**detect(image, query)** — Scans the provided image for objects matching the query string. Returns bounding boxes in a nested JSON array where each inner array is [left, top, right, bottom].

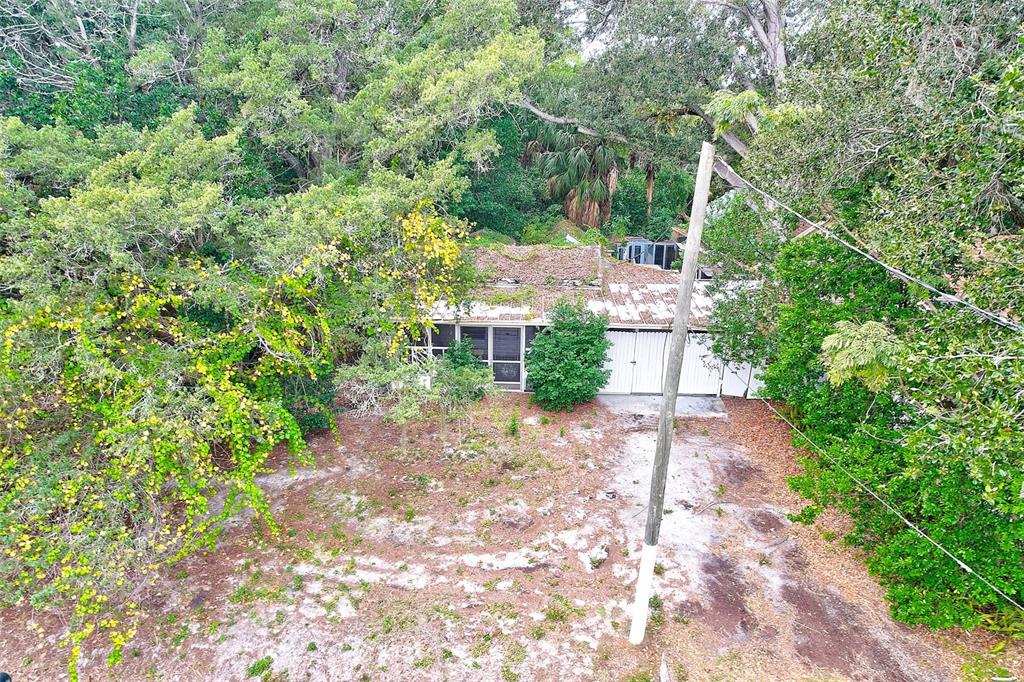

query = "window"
[[493, 362, 521, 383], [409, 326, 430, 361], [433, 324, 455, 347], [460, 326, 488, 359], [491, 327, 522, 384], [492, 327, 521, 361], [525, 325, 541, 349], [431, 323, 455, 356]]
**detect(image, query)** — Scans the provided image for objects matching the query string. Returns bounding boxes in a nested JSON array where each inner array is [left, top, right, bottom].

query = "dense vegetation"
[[0, 1, 544, 675], [525, 302, 611, 410], [0, 0, 1021, 674], [696, 2, 1024, 632]]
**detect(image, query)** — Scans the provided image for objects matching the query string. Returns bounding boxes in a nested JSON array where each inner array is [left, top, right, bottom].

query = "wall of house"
[[418, 322, 763, 398]]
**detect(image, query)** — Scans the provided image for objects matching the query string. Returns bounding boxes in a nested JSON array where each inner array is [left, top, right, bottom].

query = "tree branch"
[[514, 99, 751, 189], [515, 99, 628, 144]]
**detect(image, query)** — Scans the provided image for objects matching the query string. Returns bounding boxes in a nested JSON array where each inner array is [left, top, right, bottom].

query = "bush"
[[525, 302, 610, 410], [335, 340, 493, 422]]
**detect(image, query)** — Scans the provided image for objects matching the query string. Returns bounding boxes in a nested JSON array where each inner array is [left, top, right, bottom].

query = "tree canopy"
[[1, 0, 1023, 673]]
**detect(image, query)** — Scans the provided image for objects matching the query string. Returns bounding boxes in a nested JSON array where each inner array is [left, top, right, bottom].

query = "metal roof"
[[431, 246, 713, 329]]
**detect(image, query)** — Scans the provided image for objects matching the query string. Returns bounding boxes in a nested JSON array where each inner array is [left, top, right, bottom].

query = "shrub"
[[335, 341, 493, 422], [525, 302, 610, 410]]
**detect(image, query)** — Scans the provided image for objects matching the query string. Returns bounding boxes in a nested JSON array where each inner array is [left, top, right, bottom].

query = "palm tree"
[[522, 125, 625, 228]]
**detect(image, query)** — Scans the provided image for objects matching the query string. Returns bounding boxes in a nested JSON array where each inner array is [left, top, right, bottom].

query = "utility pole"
[[628, 141, 716, 645]]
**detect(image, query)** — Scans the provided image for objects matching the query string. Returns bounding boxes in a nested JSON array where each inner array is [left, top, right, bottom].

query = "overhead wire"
[[713, 157, 1024, 334], [736, 375, 1024, 615], [693, 155, 1024, 612]]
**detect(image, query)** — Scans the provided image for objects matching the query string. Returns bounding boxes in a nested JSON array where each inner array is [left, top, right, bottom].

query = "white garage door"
[[603, 331, 636, 394], [633, 332, 668, 393], [678, 333, 723, 395], [600, 330, 723, 396]]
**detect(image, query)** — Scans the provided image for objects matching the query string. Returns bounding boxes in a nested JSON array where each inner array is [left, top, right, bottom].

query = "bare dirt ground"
[[2, 394, 1020, 681]]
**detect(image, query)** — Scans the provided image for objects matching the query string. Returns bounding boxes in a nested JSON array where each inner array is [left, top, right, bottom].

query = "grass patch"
[[544, 595, 584, 623], [246, 656, 273, 678]]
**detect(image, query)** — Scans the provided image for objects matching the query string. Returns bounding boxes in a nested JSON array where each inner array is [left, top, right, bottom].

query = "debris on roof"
[[471, 245, 601, 287], [433, 246, 713, 329]]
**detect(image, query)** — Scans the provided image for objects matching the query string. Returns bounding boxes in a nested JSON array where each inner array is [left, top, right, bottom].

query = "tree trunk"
[[127, 0, 140, 55], [700, 0, 787, 88], [645, 164, 655, 218]]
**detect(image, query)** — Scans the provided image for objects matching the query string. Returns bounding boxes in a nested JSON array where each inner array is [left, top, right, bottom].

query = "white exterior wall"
[[427, 322, 761, 398]]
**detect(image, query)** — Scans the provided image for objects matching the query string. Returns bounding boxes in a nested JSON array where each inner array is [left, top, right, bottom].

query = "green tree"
[[525, 302, 610, 410], [522, 124, 626, 227], [0, 108, 473, 677], [452, 115, 557, 240], [199, 0, 545, 180], [699, 0, 1024, 631]]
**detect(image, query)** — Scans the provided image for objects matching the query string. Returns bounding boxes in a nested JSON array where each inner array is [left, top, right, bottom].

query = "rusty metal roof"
[[431, 246, 712, 329]]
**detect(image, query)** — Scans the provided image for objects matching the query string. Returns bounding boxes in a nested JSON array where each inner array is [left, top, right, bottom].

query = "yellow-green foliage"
[[820, 320, 902, 391], [0, 109, 470, 678]]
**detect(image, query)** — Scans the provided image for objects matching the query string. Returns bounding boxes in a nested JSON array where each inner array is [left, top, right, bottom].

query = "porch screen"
[[492, 327, 521, 361], [460, 326, 488, 359]]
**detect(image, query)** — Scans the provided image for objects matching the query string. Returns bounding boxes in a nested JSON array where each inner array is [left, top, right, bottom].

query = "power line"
[[704, 154, 1024, 615], [732, 373, 1024, 616], [714, 157, 1024, 334]]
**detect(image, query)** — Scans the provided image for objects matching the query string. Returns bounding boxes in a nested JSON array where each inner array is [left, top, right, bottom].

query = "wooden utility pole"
[[628, 141, 716, 645]]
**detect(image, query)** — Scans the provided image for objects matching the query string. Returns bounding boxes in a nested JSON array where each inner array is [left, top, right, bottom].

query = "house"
[[614, 236, 679, 270], [419, 245, 762, 397]]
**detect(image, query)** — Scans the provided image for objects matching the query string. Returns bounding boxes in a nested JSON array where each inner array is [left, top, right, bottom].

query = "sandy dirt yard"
[[2, 394, 1020, 681]]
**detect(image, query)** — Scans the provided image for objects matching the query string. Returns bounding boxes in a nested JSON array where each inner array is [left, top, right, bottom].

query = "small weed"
[[413, 654, 433, 669], [505, 415, 521, 437], [306, 642, 318, 652], [487, 601, 519, 620], [471, 632, 494, 658], [559, 426, 566, 438], [544, 595, 584, 623], [648, 594, 665, 627], [505, 641, 527, 665], [501, 667, 521, 681], [962, 653, 1014, 682], [625, 672, 653, 682], [433, 604, 462, 622], [442, 649, 454, 660], [757, 554, 771, 566], [246, 656, 273, 678], [341, 643, 353, 652], [414, 474, 432, 493], [170, 624, 190, 646], [714, 507, 724, 517], [403, 506, 417, 522], [715, 483, 726, 497], [540, 415, 550, 425], [653, 562, 665, 576], [379, 612, 416, 635], [530, 625, 546, 639]]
